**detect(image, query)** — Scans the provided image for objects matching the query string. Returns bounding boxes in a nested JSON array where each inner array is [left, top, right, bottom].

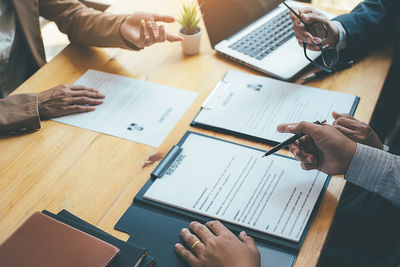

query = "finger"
[[289, 142, 300, 158], [277, 121, 320, 136], [153, 14, 175, 23], [145, 36, 151, 47], [332, 111, 354, 120], [277, 123, 296, 133], [174, 243, 199, 266], [67, 105, 96, 114], [69, 96, 103, 106], [333, 117, 360, 130], [70, 90, 105, 99], [333, 125, 358, 139], [190, 222, 215, 244], [180, 228, 205, 253], [294, 31, 314, 45], [294, 32, 307, 43], [301, 134, 320, 156], [301, 12, 327, 24], [299, 7, 318, 14], [69, 85, 99, 93], [292, 144, 316, 163], [290, 139, 317, 164], [297, 39, 320, 51], [159, 25, 166, 42], [239, 231, 258, 251], [167, 33, 184, 42], [139, 19, 146, 41], [297, 39, 318, 51], [147, 21, 157, 44], [205, 221, 230, 236], [301, 162, 317, 171]]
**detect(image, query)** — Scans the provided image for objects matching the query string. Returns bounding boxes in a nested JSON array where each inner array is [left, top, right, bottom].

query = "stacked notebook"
[[0, 210, 156, 267]]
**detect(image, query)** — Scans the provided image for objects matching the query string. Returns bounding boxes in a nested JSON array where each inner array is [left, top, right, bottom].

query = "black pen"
[[302, 60, 355, 83], [262, 120, 326, 158], [302, 70, 329, 83]]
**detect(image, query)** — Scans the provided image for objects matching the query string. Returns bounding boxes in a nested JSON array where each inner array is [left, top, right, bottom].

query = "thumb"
[[332, 111, 353, 120], [301, 12, 327, 25], [239, 231, 258, 251], [167, 33, 184, 42], [277, 121, 319, 136], [153, 14, 175, 23], [332, 111, 341, 119]]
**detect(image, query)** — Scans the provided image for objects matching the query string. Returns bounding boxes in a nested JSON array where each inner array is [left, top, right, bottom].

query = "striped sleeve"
[[345, 143, 400, 207]]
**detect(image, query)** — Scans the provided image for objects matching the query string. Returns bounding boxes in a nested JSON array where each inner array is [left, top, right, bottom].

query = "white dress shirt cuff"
[[331, 20, 347, 50]]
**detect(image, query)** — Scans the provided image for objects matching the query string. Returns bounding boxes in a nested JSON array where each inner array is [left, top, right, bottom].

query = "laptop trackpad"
[[262, 38, 320, 80]]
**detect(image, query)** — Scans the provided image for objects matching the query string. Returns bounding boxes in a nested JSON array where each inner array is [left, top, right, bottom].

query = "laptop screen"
[[198, 0, 283, 47]]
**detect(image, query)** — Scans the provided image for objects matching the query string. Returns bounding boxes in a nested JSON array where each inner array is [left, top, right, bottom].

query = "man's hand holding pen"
[[276, 120, 356, 175]]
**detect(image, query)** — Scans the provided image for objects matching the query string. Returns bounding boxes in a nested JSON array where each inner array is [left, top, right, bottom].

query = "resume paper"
[[193, 70, 358, 143], [53, 70, 197, 147], [144, 133, 328, 242]]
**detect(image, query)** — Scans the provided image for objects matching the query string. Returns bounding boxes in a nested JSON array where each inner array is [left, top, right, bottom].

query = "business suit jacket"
[[334, 0, 400, 60], [0, 0, 130, 134], [335, 0, 400, 155]]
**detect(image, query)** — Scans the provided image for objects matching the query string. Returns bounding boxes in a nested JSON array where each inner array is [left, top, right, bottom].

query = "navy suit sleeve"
[[334, 0, 397, 60]]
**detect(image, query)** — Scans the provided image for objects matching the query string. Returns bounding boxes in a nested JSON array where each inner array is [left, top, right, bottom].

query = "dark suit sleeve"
[[0, 94, 41, 134], [334, 0, 397, 60]]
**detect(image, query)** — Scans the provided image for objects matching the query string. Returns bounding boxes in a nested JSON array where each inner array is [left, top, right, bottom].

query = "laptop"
[[198, 0, 321, 81]]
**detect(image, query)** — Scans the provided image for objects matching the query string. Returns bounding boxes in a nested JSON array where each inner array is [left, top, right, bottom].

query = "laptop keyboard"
[[228, 10, 294, 60]]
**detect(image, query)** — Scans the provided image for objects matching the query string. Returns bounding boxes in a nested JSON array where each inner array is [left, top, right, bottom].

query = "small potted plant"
[[177, 2, 202, 55]]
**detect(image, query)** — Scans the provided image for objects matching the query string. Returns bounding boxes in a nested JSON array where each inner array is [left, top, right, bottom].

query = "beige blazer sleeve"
[[38, 0, 136, 49], [0, 94, 41, 134]]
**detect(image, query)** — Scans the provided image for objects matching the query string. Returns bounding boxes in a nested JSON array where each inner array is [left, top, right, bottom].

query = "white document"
[[53, 70, 197, 147], [194, 70, 358, 143], [144, 133, 327, 242]]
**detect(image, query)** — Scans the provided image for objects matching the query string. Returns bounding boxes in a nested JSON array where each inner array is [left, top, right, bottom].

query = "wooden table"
[[0, 0, 393, 266]]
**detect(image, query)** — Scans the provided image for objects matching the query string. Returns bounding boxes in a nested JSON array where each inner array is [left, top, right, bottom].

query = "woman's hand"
[[120, 12, 183, 49], [37, 84, 105, 119]]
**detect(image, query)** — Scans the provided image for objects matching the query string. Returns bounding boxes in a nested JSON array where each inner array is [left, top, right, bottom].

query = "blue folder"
[[115, 132, 332, 267]]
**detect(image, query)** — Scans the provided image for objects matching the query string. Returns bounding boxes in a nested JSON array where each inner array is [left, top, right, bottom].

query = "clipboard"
[[115, 132, 332, 267], [191, 70, 360, 146]]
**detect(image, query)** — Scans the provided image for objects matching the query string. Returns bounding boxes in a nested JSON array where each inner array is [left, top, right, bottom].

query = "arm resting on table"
[[0, 94, 41, 134]]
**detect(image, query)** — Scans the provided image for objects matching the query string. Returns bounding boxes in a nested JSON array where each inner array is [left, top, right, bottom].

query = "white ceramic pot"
[[179, 27, 202, 56]]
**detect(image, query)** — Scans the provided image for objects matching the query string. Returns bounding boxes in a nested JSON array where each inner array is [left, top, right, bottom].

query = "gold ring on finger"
[[191, 240, 201, 251]]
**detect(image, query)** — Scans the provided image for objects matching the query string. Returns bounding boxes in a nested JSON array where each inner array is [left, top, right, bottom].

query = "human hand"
[[332, 112, 383, 149], [37, 84, 105, 119], [120, 12, 183, 49], [290, 7, 339, 50], [277, 121, 356, 175], [175, 221, 260, 267]]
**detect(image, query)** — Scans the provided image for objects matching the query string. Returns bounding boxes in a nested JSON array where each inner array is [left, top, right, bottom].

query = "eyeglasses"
[[283, 2, 340, 73]]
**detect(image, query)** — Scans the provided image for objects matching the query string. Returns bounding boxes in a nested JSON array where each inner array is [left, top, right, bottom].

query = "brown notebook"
[[0, 212, 120, 267]]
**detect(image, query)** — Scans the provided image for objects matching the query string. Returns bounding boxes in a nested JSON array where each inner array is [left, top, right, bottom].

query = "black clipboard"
[[115, 132, 332, 266]]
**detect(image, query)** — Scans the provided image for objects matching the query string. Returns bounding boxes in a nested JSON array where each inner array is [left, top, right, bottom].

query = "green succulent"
[[177, 2, 201, 35]]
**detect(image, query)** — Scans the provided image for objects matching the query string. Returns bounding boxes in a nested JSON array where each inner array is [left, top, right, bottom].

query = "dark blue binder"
[[115, 132, 332, 267]]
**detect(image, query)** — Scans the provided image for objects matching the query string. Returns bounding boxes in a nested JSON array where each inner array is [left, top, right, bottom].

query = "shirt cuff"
[[331, 20, 347, 50], [345, 143, 392, 194]]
